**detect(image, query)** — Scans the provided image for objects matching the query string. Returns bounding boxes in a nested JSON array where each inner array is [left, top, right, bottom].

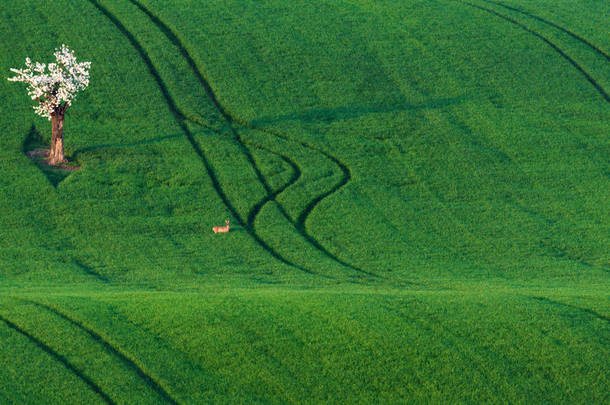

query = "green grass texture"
[[0, 0, 608, 403]]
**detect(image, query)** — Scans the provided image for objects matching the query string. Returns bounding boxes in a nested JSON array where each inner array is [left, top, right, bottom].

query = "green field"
[[0, 0, 608, 403]]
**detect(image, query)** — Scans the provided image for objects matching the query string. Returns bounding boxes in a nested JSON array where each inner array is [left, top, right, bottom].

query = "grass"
[[0, 0, 608, 403]]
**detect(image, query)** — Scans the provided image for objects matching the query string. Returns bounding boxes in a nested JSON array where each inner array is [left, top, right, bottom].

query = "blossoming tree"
[[8, 45, 91, 165]]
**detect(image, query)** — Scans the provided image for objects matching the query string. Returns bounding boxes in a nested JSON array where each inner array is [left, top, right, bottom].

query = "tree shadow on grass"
[[23, 124, 78, 187], [251, 96, 467, 126], [23, 128, 193, 188], [72, 132, 187, 158]]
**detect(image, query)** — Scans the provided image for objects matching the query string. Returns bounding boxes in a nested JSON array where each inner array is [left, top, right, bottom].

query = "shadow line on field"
[[251, 96, 466, 127], [72, 132, 187, 158]]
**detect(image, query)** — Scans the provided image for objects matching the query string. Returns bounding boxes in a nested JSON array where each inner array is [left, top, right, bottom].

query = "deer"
[[213, 219, 230, 234]]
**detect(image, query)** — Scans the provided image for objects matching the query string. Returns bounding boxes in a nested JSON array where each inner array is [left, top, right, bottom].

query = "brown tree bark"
[[48, 111, 65, 165]]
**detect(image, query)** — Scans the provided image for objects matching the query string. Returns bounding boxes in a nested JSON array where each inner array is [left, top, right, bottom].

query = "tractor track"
[[19, 298, 179, 404], [481, 0, 610, 61], [126, 0, 274, 196], [183, 116, 303, 235], [529, 296, 610, 324], [456, 0, 610, 102], [256, 128, 379, 278], [0, 311, 115, 404], [242, 141, 302, 229], [245, 134, 378, 279], [189, 116, 377, 278], [124, 0, 377, 278], [73, 259, 109, 283], [88, 0, 321, 277]]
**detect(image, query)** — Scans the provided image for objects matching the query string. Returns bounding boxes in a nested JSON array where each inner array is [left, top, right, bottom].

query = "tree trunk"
[[49, 112, 65, 165]]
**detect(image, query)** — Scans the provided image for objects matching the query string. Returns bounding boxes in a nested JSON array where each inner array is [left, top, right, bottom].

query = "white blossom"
[[8, 44, 91, 119]]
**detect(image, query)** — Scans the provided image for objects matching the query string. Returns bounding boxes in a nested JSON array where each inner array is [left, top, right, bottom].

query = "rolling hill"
[[0, 0, 608, 403]]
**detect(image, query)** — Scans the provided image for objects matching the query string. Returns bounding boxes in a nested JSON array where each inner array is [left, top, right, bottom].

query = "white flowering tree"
[[8, 45, 91, 165]]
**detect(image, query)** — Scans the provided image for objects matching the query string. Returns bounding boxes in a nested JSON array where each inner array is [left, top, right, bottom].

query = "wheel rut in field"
[[126, 0, 273, 196], [21, 298, 179, 404], [482, 0, 610, 61], [88, 0, 319, 277], [242, 141, 302, 229], [184, 115, 301, 231], [73, 259, 109, 283], [0, 312, 115, 404], [243, 138, 377, 280], [254, 127, 379, 278], [530, 296, 610, 324], [189, 116, 376, 278], [456, 0, 610, 102], [125, 0, 377, 278]]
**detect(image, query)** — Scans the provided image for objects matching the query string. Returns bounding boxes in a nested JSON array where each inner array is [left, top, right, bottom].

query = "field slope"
[[0, 0, 608, 403]]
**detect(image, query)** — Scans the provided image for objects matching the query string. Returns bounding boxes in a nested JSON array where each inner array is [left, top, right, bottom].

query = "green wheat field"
[[1, 0, 608, 403]]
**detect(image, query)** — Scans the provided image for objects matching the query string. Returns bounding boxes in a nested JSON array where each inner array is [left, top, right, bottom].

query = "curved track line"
[[456, 0, 610, 102], [87, 0, 317, 276], [243, 138, 378, 279], [530, 296, 610, 323], [22, 299, 178, 404], [189, 119, 338, 279], [238, 120, 379, 277], [0, 312, 115, 404], [128, 0, 377, 278], [242, 126, 379, 278], [222, 113, 378, 279], [240, 121, 378, 277], [242, 142, 302, 229], [73, 259, 109, 283], [186, 115, 371, 278], [482, 0, 610, 61], [244, 126, 380, 277]]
